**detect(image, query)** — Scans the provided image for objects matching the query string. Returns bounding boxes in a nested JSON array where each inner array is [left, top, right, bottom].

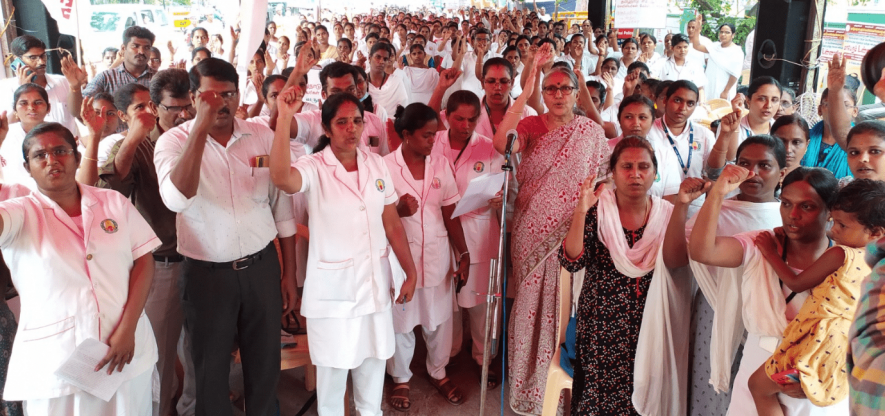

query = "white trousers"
[[386, 318, 453, 383], [24, 367, 153, 416], [451, 303, 498, 365], [316, 357, 385, 416], [144, 260, 184, 416]]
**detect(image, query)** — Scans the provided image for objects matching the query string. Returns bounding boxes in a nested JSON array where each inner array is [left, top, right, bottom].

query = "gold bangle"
[[710, 147, 727, 154], [506, 109, 522, 114], [83, 156, 97, 162]]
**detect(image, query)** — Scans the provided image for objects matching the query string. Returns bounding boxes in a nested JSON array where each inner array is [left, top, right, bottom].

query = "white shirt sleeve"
[[154, 128, 197, 213]]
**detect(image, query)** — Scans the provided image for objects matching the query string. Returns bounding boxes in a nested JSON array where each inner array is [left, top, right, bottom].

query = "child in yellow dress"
[[748, 179, 885, 415]]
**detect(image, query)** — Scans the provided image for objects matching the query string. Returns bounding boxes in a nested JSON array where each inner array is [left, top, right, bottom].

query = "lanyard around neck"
[[662, 121, 694, 175]]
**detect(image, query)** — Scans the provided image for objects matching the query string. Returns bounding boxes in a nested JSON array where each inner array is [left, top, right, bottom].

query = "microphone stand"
[[478, 133, 516, 416]]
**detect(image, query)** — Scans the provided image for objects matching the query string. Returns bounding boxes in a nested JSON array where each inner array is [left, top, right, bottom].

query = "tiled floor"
[[272, 331, 522, 415]]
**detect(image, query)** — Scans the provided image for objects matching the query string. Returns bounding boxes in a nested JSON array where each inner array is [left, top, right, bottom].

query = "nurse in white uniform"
[[384, 103, 471, 410], [646, 80, 717, 217], [431, 91, 506, 387], [0, 122, 159, 415], [269, 90, 417, 416]]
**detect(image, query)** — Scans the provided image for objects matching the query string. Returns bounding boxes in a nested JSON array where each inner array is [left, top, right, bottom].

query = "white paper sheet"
[[54, 338, 131, 402], [450, 173, 506, 219]]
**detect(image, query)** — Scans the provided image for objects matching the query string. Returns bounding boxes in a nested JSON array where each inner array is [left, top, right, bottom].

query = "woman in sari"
[[690, 166, 850, 416], [493, 44, 612, 415]]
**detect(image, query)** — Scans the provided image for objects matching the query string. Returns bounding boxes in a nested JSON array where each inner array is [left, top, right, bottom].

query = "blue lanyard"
[[662, 121, 694, 175], [743, 127, 753, 139]]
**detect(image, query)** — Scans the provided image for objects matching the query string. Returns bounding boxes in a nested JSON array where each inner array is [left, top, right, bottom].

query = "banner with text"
[[614, 0, 667, 29]]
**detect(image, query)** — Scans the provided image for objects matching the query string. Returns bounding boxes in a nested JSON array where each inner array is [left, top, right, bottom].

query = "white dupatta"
[[596, 189, 673, 278], [686, 199, 781, 393], [594, 190, 688, 416]]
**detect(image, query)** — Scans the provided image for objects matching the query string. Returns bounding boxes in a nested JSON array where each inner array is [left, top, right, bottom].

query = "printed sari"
[[508, 115, 610, 415]]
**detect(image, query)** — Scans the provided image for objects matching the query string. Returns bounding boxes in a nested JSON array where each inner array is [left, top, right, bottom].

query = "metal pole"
[[478, 146, 513, 416]]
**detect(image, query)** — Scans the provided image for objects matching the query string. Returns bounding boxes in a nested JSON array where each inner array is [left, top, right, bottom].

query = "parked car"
[[82, 5, 176, 62]]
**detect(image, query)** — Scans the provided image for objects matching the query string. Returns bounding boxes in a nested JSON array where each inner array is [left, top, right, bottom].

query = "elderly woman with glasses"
[[493, 44, 612, 415], [0, 122, 159, 415]]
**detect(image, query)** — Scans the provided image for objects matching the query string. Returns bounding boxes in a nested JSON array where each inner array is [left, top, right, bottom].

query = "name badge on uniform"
[[431, 177, 441, 189], [375, 179, 386, 192], [100, 219, 119, 233], [473, 162, 484, 173]]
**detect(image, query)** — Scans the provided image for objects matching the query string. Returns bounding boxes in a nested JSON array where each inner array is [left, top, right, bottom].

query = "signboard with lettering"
[[614, 0, 668, 29]]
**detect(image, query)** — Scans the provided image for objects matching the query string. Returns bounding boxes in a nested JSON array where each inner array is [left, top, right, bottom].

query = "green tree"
[[690, 0, 757, 47]]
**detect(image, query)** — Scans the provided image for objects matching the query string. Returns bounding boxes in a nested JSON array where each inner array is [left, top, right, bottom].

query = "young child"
[[748, 179, 885, 415], [846, 120, 885, 182]]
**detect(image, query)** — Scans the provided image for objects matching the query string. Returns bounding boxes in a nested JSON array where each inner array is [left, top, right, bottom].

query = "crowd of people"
[[0, 3, 883, 416]]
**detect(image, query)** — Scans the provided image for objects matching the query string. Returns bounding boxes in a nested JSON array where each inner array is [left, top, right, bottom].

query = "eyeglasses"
[[159, 103, 196, 113], [484, 78, 512, 86], [198, 90, 239, 101], [23, 53, 47, 62], [542, 85, 576, 96], [28, 148, 75, 162], [330, 86, 358, 95], [149, 58, 162, 63]]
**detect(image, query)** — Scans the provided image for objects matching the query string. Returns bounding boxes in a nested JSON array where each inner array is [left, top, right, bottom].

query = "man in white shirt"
[[153, 58, 297, 416], [0, 35, 84, 134], [445, 28, 500, 100], [272, 61, 389, 155]]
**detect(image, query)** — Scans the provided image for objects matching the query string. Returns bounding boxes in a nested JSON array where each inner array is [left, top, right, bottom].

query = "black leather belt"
[[153, 254, 184, 263], [185, 243, 274, 271]]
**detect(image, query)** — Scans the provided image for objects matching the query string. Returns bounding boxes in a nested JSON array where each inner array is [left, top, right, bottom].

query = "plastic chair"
[[541, 267, 573, 416]]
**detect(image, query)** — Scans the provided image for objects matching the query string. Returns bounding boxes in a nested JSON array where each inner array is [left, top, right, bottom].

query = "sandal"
[[486, 368, 500, 390], [429, 376, 464, 405], [388, 382, 411, 412]]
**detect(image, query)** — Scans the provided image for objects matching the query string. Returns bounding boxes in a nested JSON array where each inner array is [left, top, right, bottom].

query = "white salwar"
[[712, 232, 850, 416], [587, 190, 687, 416], [368, 71, 409, 119], [399, 67, 440, 106], [705, 43, 744, 100], [686, 199, 782, 393]]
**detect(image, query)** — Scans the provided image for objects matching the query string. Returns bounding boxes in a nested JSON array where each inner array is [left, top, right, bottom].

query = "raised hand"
[[623, 71, 640, 95], [827, 52, 847, 90], [295, 39, 320, 74], [166, 40, 176, 55], [396, 193, 419, 217], [534, 42, 554, 66], [731, 93, 747, 113], [575, 174, 605, 214], [276, 85, 303, 118], [713, 164, 753, 196], [194, 90, 226, 128], [264, 49, 276, 75], [251, 72, 266, 100], [719, 109, 742, 134], [15, 65, 36, 86], [80, 96, 107, 141], [677, 177, 711, 205], [60, 53, 87, 89], [127, 111, 157, 141], [602, 71, 615, 90], [437, 67, 462, 91]]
